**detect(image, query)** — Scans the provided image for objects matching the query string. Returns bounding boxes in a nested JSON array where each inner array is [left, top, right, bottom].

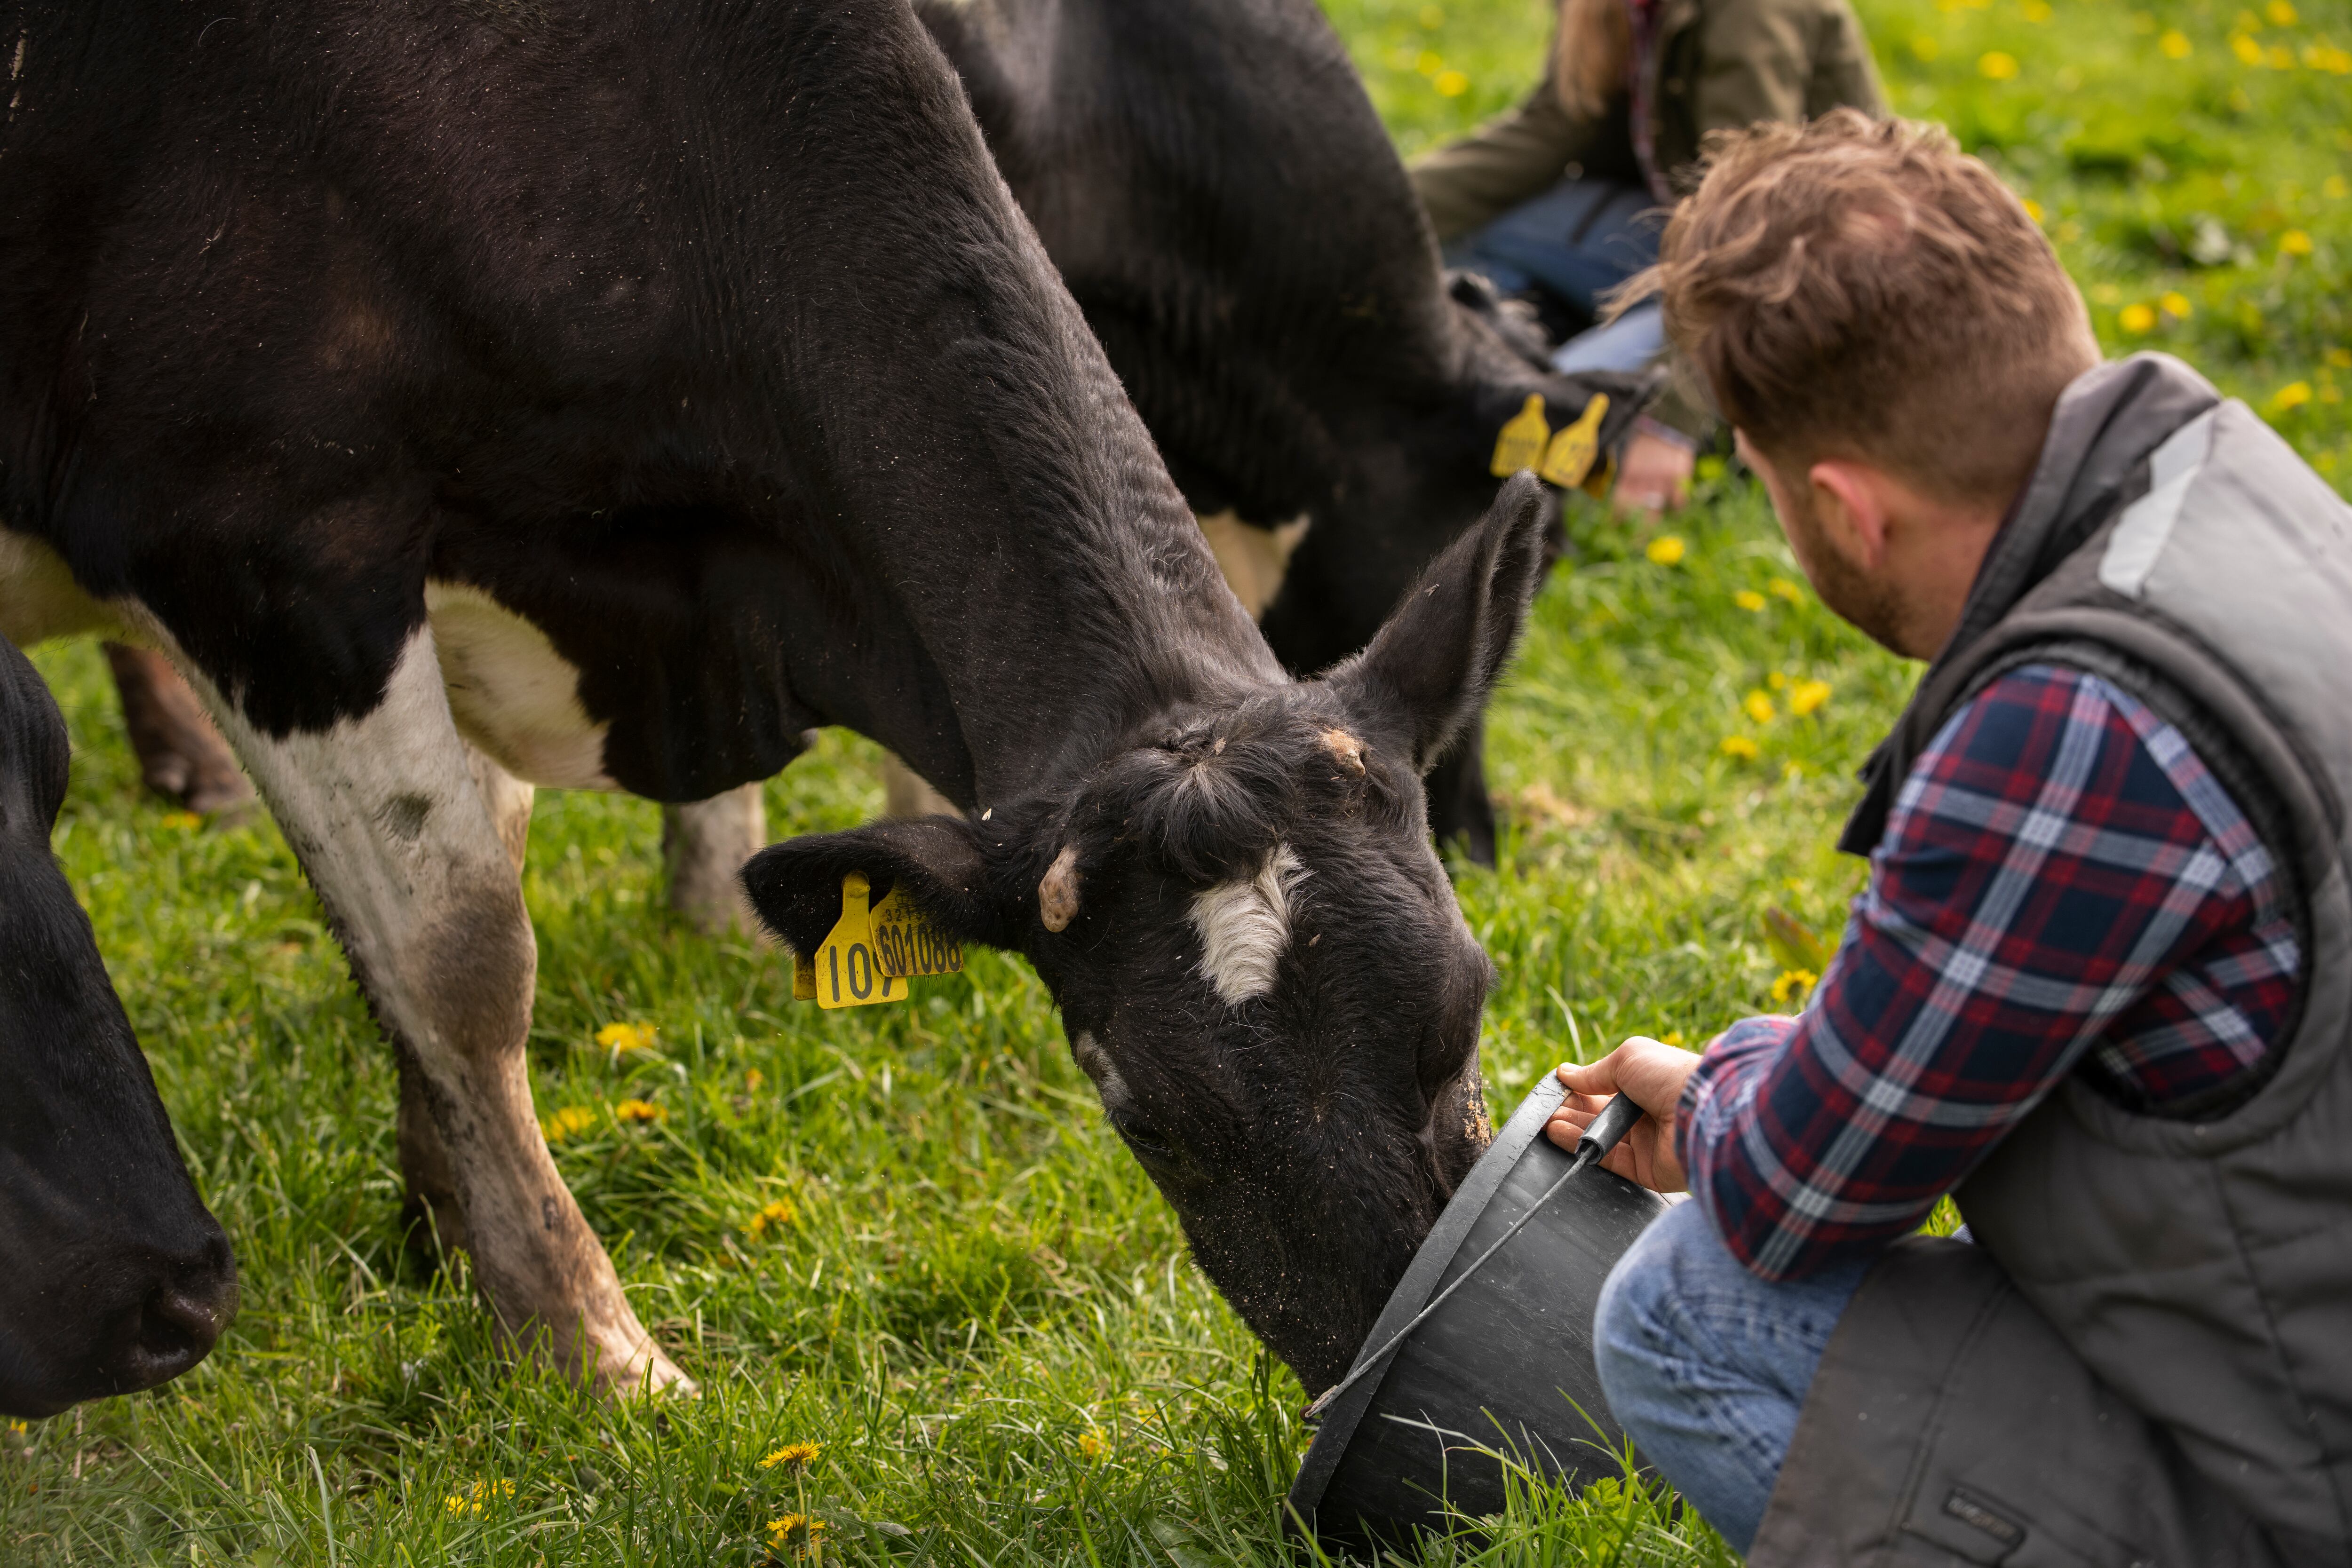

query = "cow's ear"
[[739, 816, 1022, 957], [1324, 472, 1548, 776]]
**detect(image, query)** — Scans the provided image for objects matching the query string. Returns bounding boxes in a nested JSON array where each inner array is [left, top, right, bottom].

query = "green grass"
[[6, 1, 2346, 1562]]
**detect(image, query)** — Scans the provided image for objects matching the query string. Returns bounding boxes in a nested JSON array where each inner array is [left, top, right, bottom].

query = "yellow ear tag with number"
[[1539, 393, 1610, 488], [1489, 393, 1550, 476], [814, 871, 904, 1009], [869, 882, 964, 979]]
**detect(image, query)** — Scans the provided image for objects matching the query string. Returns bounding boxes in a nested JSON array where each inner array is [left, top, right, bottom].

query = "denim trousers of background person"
[[1592, 1199, 1875, 1553], [1442, 177, 1667, 375]]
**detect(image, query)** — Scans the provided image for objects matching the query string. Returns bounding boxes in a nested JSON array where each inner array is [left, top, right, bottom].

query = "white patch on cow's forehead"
[[1190, 846, 1306, 1005]]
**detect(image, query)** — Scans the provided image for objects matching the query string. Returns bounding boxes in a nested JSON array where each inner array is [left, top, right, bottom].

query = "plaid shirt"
[[1677, 664, 2302, 1281]]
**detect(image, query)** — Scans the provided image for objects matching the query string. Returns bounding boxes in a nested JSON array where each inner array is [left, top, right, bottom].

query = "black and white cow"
[[3, 0, 1545, 1394], [916, 0, 1647, 863], [0, 632, 236, 1417]]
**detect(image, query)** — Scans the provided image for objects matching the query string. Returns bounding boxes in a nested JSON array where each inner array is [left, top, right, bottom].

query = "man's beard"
[[1780, 484, 1917, 658]]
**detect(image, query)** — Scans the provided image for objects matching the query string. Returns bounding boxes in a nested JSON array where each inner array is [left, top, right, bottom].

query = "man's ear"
[[739, 816, 1021, 957], [1808, 459, 1893, 570], [1324, 471, 1549, 775]]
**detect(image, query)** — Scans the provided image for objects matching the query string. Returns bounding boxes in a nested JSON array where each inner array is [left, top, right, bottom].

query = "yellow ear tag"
[[1539, 393, 1610, 488], [1489, 393, 1550, 477], [869, 882, 964, 979], [814, 871, 904, 1009]]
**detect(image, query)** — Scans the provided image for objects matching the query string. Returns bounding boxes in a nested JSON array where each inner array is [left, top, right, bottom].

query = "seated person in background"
[[1410, 0, 1881, 511], [1550, 110, 2351, 1564]]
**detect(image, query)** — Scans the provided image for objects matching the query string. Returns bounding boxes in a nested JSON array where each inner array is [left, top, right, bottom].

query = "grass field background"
[[6, 0, 2346, 1561]]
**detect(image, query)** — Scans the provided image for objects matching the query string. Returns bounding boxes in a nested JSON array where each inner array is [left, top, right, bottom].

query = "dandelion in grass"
[[1721, 735, 1762, 761], [1645, 534, 1686, 566], [540, 1105, 596, 1144], [1661, 1030, 1688, 1046], [1770, 968, 1819, 1006], [759, 1441, 821, 1472], [1743, 689, 1776, 724], [613, 1098, 667, 1125], [1769, 577, 1805, 604], [2328, 348, 2352, 369], [2327, 177, 2350, 200], [2280, 230, 2314, 257], [595, 1022, 653, 1053], [445, 1478, 515, 1516], [2021, 198, 2044, 224], [767, 1514, 825, 1558], [1910, 32, 1939, 58], [1078, 1428, 1111, 1460], [2160, 291, 2193, 320], [2232, 32, 2264, 63], [1767, 669, 1788, 690], [1433, 69, 1469, 95], [2269, 382, 2313, 417], [162, 811, 202, 831], [747, 1198, 798, 1238], [2160, 28, 2192, 57], [2119, 302, 2157, 334], [1978, 50, 2018, 79], [1735, 588, 1768, 612], [746, 1068, 766, 1093], [2267, 0, 2296, 21], [1789, 679, 1833, 717]]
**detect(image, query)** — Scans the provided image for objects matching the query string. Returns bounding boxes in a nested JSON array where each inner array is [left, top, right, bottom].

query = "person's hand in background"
[[1544, 1036, 1705, 1192], [1613, 427, 1697, 514]]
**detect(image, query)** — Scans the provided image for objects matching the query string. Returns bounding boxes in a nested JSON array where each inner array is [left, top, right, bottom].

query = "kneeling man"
[[1552, 109, 2351, 1565]]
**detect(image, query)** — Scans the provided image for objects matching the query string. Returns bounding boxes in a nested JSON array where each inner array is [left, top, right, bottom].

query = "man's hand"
[[1612, 430, 1697, 514], [1544, 1036, 1705, 1193]]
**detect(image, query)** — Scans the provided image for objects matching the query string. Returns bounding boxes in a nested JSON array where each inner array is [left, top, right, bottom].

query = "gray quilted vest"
[[1835, 352, 2352, 1550]]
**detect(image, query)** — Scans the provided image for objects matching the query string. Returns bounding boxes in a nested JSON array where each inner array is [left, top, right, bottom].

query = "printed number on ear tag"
[[1490, 393, 1550, 477], [1540, 393, 1610, 489], [814, 871, 905, 1009], [869, 883, 964, 979]]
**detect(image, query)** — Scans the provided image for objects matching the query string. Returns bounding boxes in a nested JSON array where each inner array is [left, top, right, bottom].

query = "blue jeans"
[[1593, 1200, 1873, 1553], [1444, 177, 1668, 375]]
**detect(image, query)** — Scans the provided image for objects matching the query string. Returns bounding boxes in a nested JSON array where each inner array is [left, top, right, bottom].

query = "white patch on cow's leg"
[[661, 785, 768, 939], [1196, 511, 1312, 620], [881, 752, 958, 818], [425, 579, 616, 790], [1190, 846, 1306, 1004], [0, 524, 117, 647], [465, 742, 535, 876], [178, 624, 692, 1398]]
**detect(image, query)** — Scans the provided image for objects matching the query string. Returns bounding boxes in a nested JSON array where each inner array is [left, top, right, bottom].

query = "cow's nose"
[[104, 1237, 239, 1394]]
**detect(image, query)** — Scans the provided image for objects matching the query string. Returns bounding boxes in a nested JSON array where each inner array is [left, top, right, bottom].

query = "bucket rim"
[[1285, 1073, 1571, 1529]]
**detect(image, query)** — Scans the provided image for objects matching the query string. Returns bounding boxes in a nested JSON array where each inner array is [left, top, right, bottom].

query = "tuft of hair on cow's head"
[[740, 476, 1551, 1394]]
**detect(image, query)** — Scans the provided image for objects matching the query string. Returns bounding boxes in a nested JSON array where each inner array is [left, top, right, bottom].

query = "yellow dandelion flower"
[[5, 1421, 25, 1435], [759, 1441, 822, 1472], [2280, 230, 2314, 257], [1661, 1030, 1688, 1046], [2326, 176, 2350, 200], [613, 1098, 667, 1125], [595, 1022, 653, 1052], [1768, 577, 1806, 604], [1742, 690, 1777, 725], [1414, 49, 1442, 74], [1789, 679, 1833, 717], [1978, 50, 2018, 78], [1645, 534, 1687, 567], [2267, 0, 2296, 21], [2021, 198, 2044, 223], [746, 1068, 766, 1093], [2021, 0, 2050, 21], [767, 1513, 826, 1545], [1734, 588, 1768, 612], [1766, 669, 1788, 690], [1078, 1429, 1111, 1459], [2267, 43, 2294, 67], [2118, 302, 2157, 334], [2159, 28, 2192, 57], [1720, 735, 1761, 761], [747, 1197, 799, 1238], [1910, 33, 1940, 58], [2158, 291, 2193, 320], [1769, 968, 1819, 1006], [1433, 69, 1469, 95], [540, 1104, 597, 1144], [161, 811, 202, 831], [2231, 32, 2265, 63], [2327, 348, 2352, 369], [1420, 4, 1446, 27], [2269, 381, 2314, 414]]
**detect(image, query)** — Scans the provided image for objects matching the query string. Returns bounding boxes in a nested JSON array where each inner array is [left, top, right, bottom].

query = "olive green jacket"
[[1410, 0, 1885, 243]]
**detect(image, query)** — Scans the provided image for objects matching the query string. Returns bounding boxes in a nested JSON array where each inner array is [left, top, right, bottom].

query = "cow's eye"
[[1108, 1109, 1175, 1162]]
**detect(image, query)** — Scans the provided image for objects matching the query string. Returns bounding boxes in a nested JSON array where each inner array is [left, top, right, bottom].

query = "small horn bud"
[[1039, 844, 1081, 932], [1320, 728, 1367, 776]]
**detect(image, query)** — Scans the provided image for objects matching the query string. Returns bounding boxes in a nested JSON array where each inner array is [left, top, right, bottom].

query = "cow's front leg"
[[660, 785, 766, 937], [185, 627, 691, 1396]]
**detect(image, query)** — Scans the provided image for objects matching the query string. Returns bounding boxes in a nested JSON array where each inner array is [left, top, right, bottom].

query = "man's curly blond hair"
[[1626, 110, 2099, 505]]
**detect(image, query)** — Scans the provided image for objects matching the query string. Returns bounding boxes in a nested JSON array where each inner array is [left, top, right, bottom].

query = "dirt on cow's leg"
[[660, 785, 767, 937], [103, 643, 255, 816], [882, 752, 958, 818], [174, 623, 693, 1399]]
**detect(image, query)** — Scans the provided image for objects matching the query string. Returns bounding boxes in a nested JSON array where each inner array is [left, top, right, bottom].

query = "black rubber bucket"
[[1287, 1075, 1669, 1550]]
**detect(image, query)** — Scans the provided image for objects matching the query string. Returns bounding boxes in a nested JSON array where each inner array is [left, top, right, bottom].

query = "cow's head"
[[0, 637, 237, 1418], [743, 478, 1556, 1393]]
